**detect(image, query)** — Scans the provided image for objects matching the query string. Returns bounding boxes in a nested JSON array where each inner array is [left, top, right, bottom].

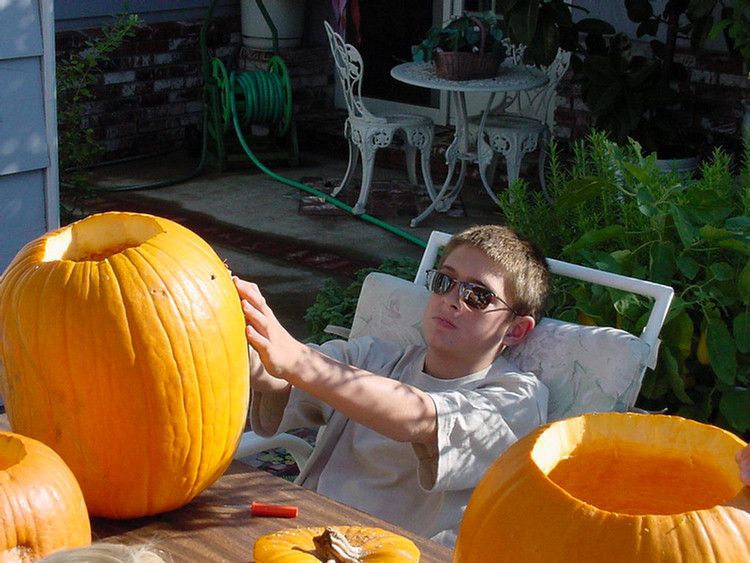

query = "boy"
[[234, 225, 550, 546]]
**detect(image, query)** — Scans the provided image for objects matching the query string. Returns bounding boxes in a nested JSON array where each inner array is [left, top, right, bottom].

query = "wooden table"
[[91, 461, 454, 562]]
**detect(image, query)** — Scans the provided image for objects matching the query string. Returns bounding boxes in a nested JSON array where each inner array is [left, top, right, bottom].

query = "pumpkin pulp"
[[455, 413, 750, 563], [547, 441, 737, 514]]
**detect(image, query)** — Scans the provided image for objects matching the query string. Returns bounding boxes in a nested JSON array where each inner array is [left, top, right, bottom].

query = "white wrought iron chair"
[[469, 44, 571, 199], [323, 21, 436, 215], [235, 230, 674, 471]]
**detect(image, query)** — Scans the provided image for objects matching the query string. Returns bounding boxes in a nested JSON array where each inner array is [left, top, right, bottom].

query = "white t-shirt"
[[250, 336, 548, 547]]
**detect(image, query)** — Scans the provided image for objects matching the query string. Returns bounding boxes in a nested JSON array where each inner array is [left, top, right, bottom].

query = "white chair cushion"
[[349, 273, 651, 421], [504, 318, 649, 422], [349, 272, 428, 346]]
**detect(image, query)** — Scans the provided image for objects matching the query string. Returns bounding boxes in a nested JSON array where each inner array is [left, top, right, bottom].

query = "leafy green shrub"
[[498, 132, 750, 438], [57, 11, 140, 191], [304, 257, 419, 344]]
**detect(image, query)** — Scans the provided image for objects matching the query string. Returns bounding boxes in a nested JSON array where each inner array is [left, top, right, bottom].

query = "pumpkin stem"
[[313, 527, 363, 563]]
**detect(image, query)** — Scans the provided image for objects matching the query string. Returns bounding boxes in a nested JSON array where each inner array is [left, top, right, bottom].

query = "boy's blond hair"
[[440, 225, 550, 321]]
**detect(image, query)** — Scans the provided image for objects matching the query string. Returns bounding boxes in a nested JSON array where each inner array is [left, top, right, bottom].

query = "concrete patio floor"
[[73, 143, 511, 340]]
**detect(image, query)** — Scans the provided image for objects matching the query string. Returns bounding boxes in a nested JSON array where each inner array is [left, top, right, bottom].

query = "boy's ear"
[[501, 315, 535, 348]]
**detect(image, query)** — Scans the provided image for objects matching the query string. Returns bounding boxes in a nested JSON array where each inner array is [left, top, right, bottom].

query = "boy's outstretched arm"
[[738, 444, 750, 486], [234, 277, 438, 446]]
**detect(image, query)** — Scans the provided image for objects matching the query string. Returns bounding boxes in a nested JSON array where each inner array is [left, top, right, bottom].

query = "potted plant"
[[411, 2, 611, 71], [574, 0, 717, 164], [411, 11, 507, 79], [241, 0, 307, 51], [709, 1, 750, 140], [498, 0, 614, 66]]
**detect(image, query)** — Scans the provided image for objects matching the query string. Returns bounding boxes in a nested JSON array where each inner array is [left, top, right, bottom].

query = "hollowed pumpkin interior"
[[44, 214, 164, 262], [532, 415, 744, 515]]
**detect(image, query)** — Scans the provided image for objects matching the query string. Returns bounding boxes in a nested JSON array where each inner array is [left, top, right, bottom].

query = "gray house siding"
[[0, 0, 59, 271], [54, 1, 239, 31]]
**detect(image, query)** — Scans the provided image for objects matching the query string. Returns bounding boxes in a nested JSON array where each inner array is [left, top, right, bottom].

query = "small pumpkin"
[[455, 412, 750, 563], [0, 432, 91, 562], [253, 526, 420, 563], [0, 212, 250, 519]]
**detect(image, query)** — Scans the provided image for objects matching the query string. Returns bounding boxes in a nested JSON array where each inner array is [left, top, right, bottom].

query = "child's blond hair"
[[440, 225, 550, 321]]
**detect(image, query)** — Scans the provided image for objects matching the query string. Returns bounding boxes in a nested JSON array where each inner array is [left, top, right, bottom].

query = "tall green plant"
[[497, 132, 750, 438], [57, 11, 140, 191]]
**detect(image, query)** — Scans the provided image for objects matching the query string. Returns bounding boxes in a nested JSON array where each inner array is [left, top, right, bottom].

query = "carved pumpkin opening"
[[533, 415, 743, 515], [43, 213, 164, 262]]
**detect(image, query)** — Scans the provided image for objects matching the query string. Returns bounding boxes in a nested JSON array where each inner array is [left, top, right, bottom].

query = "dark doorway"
[[348, 0, 434, 107]]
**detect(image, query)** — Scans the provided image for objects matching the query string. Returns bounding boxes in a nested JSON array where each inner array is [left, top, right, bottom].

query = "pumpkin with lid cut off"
[[0, 432, 91, 562], [254, 526, 420, 563], [0, 212, 250, 519], [454, 412, 750, 563]]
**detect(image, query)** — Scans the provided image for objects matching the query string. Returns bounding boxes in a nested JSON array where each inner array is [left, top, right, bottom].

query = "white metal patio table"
[[390, 61, 548, 227]]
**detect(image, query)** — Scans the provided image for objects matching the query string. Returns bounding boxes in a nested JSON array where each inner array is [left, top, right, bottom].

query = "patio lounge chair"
[[235, 230, 674, 470]]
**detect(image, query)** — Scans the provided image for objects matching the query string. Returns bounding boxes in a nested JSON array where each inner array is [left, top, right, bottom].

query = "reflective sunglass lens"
[[460, 286, 491, 310], [427, 271, 488, 310], [426, 270, 452, 294]]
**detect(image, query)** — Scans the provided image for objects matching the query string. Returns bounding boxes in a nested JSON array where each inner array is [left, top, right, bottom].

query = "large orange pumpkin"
[[0, 432, 91, 562], [0, 212, 250, 519], [454, 412, 750, 563]]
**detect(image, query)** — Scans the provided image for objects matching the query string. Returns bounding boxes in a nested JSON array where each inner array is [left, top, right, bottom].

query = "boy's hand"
[[234, 277, 305, 384], [738, 444, 750, 486], [233, 276, 437, 446]]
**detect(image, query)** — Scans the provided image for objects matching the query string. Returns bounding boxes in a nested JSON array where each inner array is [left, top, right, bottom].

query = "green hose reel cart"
[[200, 0, 299, 170]]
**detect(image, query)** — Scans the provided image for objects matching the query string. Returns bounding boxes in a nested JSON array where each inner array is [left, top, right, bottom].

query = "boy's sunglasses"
[[424, 269, 517, 314]]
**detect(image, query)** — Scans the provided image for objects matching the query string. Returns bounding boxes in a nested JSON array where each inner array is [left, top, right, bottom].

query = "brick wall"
[[55, 15, 337, 165], [56, 17, 238, 162], [56, 16, 750, 166], [552, 47, 750, 158]]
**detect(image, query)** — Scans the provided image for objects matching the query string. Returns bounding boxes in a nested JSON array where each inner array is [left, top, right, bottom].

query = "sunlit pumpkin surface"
[[455, 413, 750, 563], [0, 432, 91, 562], [0, 212, 250, 519], [547, 441, 737, 514], [254, 526, 420, 563]]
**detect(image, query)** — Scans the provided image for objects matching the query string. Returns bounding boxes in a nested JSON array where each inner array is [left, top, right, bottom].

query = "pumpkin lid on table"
[[455, 412, 750, 563], [253, 526, 420, 563]]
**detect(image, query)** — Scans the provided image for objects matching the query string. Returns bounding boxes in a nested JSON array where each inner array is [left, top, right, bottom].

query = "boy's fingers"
[[241, 300, 271, 335]]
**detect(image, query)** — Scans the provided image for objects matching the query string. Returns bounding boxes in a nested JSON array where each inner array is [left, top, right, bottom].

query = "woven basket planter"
[[434, 51, 501, 80]]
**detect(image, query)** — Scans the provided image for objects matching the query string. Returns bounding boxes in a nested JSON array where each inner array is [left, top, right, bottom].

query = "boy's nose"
[[441, 283, 463, 309]]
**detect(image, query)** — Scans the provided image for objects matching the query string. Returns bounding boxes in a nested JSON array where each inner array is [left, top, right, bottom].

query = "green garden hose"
[[224, 61, 427, 248], [68, 0, 427, 249], [211, 57, 292, 139]]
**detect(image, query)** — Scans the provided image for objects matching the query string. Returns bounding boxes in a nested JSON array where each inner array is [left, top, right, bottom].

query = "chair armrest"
[[324, 325, 351, 339], [234, 431, 313, 470]]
